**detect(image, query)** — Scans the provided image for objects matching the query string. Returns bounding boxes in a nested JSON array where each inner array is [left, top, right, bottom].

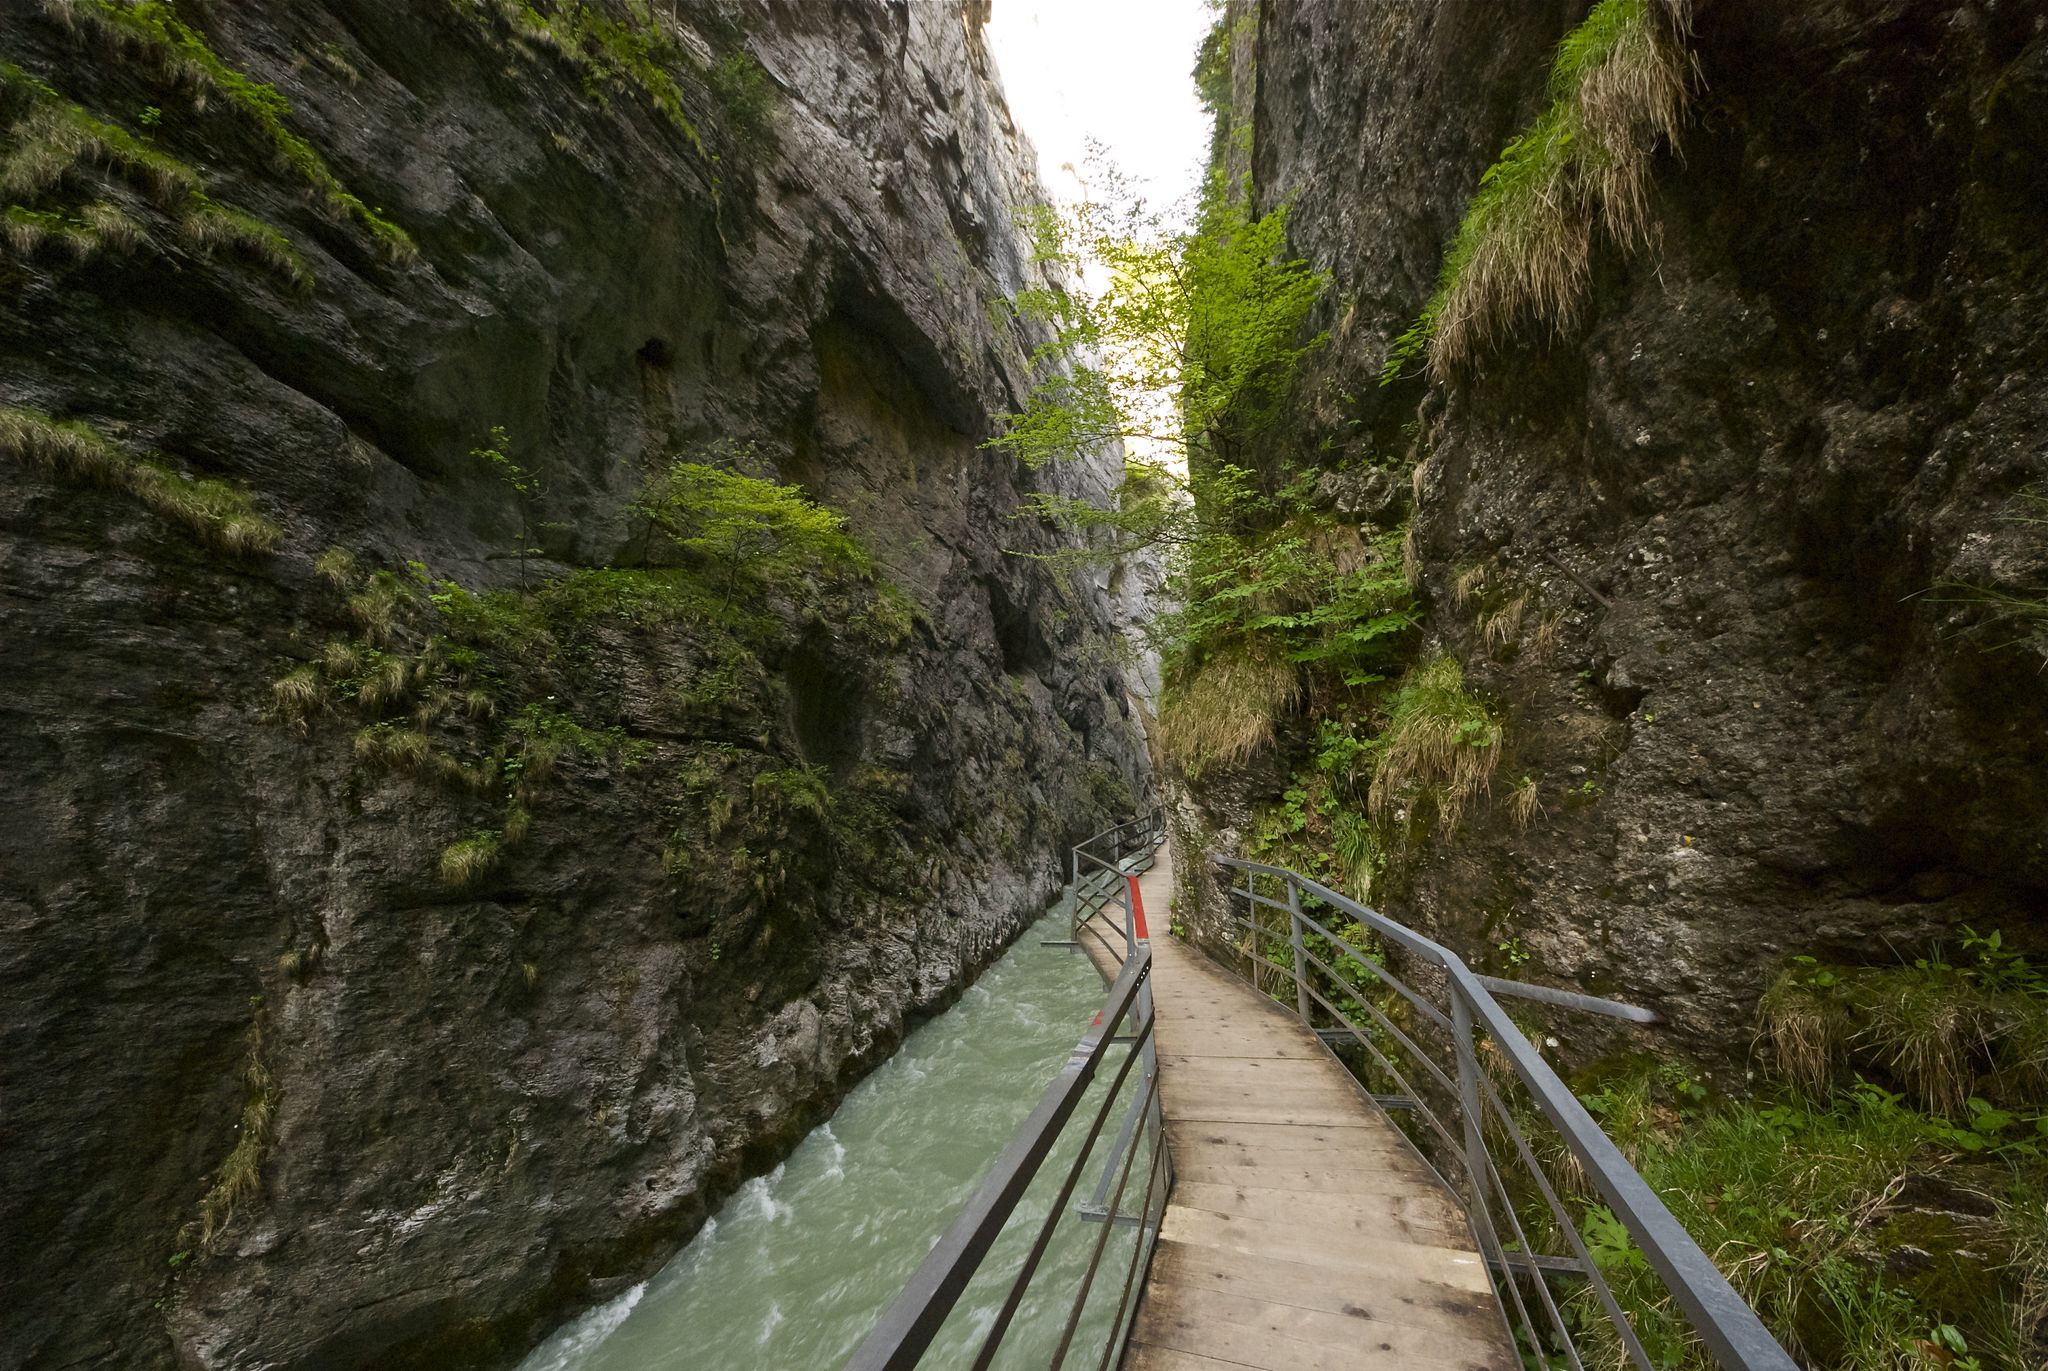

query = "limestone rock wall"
[[0, 2, 1148, 1366], [1180, 0, 2047, 1056]]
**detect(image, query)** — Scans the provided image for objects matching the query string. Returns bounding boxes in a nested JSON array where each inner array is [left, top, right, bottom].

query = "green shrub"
[[706, 51, 776, 145], [1560, 1070, 2042, 1370], [451, 0, 706, 157]]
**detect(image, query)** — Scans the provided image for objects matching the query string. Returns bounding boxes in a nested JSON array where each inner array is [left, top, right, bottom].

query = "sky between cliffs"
[[984, 0, 1214, 222]]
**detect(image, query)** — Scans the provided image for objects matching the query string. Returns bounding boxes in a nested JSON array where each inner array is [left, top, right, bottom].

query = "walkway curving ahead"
[[1080, 846, 1517, 1371]]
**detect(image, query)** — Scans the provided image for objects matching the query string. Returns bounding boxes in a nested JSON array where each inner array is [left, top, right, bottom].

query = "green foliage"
[[0, 405, 281, 555], [451, 0, 706, 157], [1382, 0, 1693, 382], [439, 831, 501, 888], [63, 0, 414, 257], [180, 198, 312, 292], [196, 1001, 274, 1245], [471, 425, 545, 586], [1937, 487, 2048, 663], [0, 60, 310, 286], [992, 162, 1324, 478], [633, 457, 870, 604], [1369, 652, 1502, 836], [1555, 1067, 2044, 1370], [1760, 935, 2048, 1121], [280, 438, 907, 897], [706, 51, 776, 146]]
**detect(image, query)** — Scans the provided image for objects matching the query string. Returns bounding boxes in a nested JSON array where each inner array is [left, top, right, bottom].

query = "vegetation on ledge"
[[0, 405, 282, 554], [1382, 0, 1697, 383]]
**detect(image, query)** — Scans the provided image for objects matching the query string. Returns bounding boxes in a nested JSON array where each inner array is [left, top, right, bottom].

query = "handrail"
[[1211, 853, 1797, 1371], [841, 813, 1170, 1371]]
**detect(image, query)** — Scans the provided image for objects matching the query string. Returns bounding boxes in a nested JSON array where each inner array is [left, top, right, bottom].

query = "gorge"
[[2, 1, 2044, 1368]]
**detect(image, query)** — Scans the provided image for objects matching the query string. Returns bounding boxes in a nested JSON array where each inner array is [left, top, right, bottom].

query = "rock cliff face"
[[1183, 0, 2047, 1055], [0, 2, 1147, 1366]]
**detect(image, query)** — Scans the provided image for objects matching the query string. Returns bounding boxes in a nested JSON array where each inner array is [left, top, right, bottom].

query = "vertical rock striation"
[[0, 2, 1147, 1366]]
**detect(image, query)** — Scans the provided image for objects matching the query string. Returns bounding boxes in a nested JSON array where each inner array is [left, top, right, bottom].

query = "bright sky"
[[983, 0, 1214, 219]]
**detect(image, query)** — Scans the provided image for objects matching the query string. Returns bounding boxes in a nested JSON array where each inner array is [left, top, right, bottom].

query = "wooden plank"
[[1170, 1159, 1441, 1198], [1145, 1238, 1501, 1328], [1131, 1283, 1515, 1371], [1124, 1346, 1266, 1371], [1157, 1205, 1494, 1296], [1169, 1183, 1471, 1245]]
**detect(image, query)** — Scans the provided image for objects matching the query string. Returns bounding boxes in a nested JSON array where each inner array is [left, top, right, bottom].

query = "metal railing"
[[1212, 854, 1797, 1371], [842, 816, 1170, 1371], [1065, 809, 1163, 950]]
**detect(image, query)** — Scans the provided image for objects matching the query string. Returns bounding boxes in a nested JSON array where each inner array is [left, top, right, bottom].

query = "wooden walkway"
[[1078, 846, 1516, 1371]]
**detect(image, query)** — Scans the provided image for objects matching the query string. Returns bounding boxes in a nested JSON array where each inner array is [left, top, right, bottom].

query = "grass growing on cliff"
[[50, 0, 415, 258], [284, 438, 913, 899], [197, 1001, 276, 1245], [1, 61, 315, 288], [450, 0, 707, 157], [1382, 0, 1696, 382], [1760, 933, 2048, 1122], [0, 406, 281, 554], [1368, 653, 1502, 833]]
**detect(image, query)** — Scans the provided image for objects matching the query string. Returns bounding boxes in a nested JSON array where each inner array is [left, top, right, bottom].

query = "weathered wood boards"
[[1082, 848, 1516, 1371]]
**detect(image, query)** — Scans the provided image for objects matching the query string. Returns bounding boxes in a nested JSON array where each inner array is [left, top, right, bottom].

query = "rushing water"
[[520, 906, 1152, 1371]]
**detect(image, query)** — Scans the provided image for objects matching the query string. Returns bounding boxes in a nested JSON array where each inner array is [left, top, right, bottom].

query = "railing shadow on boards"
[[840, 814, 1171, 1371], [1211, 854, 1798, 1371]]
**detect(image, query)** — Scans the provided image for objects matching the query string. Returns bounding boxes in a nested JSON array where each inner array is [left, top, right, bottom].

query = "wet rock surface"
[[0, 3, 1146, 1367], [1182, 0, 2048, 1056]]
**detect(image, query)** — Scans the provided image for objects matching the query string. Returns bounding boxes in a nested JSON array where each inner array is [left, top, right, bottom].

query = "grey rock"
[[1173, 0, 2048, 1063], [0, 2, 1148, 1368], [1312, 466, 1407, 526]]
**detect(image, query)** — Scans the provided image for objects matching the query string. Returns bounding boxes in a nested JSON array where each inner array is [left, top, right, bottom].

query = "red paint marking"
[[1127, 874, 1149, 942], [1091, 1011, 1103, 1027]]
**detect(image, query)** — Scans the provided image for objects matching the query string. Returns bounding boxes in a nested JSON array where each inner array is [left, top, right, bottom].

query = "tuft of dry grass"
[[319, 639, 362, 678], [352, 725, 433, 771], [2010, 1190, 2048, 1352], [270, 665, 324, 726], [0, 404, 129, 484], [347, 571, 411, 645], [1506, 774, 1542, 828], [127, 461, 283, 554], [1157, 643, 1300, 775], [1451, 564, 1487, 609], [1385, 0, 1697, 382], [1481, 592, 1528, 654], [2, 406, 280, 554], [1758, 971, 1847, 1095], [1858, 971, 1995, 1117], [198, 1006, 275, 1245], [439, 832, 500, 888], [180, 199, 314, 293], [1369, 653, 1501, 835], [313, 546, 356, 589], [355, 653, 409, 711]]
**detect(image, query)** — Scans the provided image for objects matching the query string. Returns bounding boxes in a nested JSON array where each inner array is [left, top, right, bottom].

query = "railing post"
[[1069, 844, 1081, 941], [1285, 881, 1310, 1025], [1450, 990, 1497, 1246]]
